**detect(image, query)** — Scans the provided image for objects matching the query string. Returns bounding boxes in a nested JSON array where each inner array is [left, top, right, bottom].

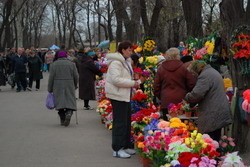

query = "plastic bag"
[[7, 73, 15, 86], [46, 93, 55, 110]]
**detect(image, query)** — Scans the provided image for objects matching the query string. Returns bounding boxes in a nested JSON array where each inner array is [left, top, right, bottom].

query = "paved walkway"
[[0, 72, 141, 167]]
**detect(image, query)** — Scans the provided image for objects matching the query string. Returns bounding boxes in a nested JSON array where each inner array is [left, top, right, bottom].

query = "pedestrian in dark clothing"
[[0, 53, 6, 90], [27, 51, 43, 91], [12, 48, 28, 92], [6, 48, 16, 75], [77, 50, 103, 110], [48, 51, 79, 127], [153, 47, 196, 120]]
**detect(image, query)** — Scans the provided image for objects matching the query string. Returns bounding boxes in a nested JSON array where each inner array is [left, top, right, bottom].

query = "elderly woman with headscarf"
[[153, 47, 196, 120], [184, 60, 232, 141], [77, 49, 102, 110], [48, 51, 79, 127]]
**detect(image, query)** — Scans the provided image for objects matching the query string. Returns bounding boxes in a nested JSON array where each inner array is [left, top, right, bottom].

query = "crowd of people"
[[0, 41, 232, 159]]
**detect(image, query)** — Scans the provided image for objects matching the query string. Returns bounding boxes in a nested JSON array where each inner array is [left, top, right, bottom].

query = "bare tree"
[[182, 0, 203, 37], [220, 0, 250, 154]]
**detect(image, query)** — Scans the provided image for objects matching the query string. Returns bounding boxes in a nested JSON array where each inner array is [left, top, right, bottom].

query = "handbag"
[[46, 92, 55, 110]]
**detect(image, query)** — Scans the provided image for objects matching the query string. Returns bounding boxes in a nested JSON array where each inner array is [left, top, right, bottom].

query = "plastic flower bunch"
[[231, 34, 250, 59], [184, 130, 207, 153], [165, 141, 192, 163], [169, 118, 187, 129], [242, 89, 250, 113], [96, 80, 106, 102], [143, 40, 156, 52], [205, 40, 215, 55], [219, 135, 235, 155], [218, 152, 246, 167], [96, 99, 112, 118], [168, 103, 183, 115], [144, 55, 159, 68]]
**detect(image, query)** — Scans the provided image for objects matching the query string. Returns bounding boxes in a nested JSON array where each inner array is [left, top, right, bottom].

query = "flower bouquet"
[[168, 103, 183, 117], [231, 34, 250, 75], [133, 67, 151, 80], [219, 135, 235, 155]]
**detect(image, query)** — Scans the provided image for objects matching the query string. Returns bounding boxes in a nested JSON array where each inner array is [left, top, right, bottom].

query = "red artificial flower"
[[133, 67, 143, 74], [132, 44, 138, 50], [178, 152, 201, 167], [243, 89, 250, 102], [131, 91, 148, 102]]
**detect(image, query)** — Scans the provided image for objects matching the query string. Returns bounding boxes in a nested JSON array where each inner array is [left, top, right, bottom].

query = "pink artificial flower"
[[142, 147, 150, 153], [150, 112, 160, 119], [155, 143, 162, 150], [146, 136, 154, 142], [221, 135, 227, 140], [229, 142, 236, 147], [221, 142, 228, 148], [227, 137, 234, 141], [157, 121, 170, 130]]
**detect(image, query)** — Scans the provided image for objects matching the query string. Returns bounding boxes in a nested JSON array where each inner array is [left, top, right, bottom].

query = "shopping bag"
[[46, 93, 55, 110]]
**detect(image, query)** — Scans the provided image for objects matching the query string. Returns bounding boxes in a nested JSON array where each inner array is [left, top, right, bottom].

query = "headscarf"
[[87, 51, 95, 56], [57, 51, 67, 58], [188, 60, 207, 75]]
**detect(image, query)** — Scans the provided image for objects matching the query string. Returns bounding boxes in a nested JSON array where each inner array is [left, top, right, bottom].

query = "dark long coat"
[[48, 58, 79, 111], [153, 59, 197, 109], [77, 54, 102, 100], [0, 56, 6, 86], [185, 65, 233, 133], [28, 55, 43, 80]]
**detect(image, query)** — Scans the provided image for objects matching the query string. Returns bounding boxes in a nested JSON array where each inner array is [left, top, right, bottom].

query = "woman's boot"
[[64, 110, 73, 127]]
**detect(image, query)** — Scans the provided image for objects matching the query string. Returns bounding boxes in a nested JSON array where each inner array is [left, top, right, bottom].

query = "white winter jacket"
[[105, 53, 136, 102]]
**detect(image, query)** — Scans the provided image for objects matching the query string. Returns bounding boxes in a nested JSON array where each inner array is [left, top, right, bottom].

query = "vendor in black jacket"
[[12, 48, 28, 92]]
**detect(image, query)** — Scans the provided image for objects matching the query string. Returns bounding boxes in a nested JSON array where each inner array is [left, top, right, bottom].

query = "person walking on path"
[[48, 51, 79, 127], [105, 41, 145, 158], [12, 48, 28, 92], [0, 53, 6, 91], [184, 60, 232, 141], [77, 49, 103, 110], [44, 50, 55, 72], [27, 51, 43, 91], [153, 47, 196, 120]]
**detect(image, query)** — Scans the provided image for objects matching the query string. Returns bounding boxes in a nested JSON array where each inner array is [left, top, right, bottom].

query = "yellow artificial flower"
[[191, 142, 196, 148], [170, 122, 181, 128], [202, 143, 208, 148], [170, 117, 182, 123], [223, 78, 232, 89], [135, 46, 142, 53], [139, 57, 143, 64], [108, 124, 112, 130], [205, 41, 215, 54]]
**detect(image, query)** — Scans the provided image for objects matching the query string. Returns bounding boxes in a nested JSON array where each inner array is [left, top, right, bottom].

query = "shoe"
[[27, 87, 32, 91], [84, 106, 94, 110], [64, 111, 73, 127], [58, 114, 65, 126], [16, 89, 21, 92], [36, 88, 39, 91], [23, 88, 26, 91], [124, 148, 136, 155], [113, 149, 131, 158]]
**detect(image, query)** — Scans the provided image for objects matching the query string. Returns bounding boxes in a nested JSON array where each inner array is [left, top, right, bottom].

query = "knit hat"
[[58, 51, 67, 58]]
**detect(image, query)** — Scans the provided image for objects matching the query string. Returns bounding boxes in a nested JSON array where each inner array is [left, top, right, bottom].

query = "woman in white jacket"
[[105, 41, 144, 158]]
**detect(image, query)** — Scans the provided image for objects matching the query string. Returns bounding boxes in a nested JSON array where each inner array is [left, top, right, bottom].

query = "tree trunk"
[[112, 0, 123, 42], [182, 0, 203, 37], [220, 0, 250, 154], [87, 0, 92, 47], [107, 0, 114, 41], [16, 0, 24, 48]]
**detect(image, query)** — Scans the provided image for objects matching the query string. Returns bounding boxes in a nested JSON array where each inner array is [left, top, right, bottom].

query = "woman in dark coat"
[[153, 48, 196, 120], [77, 50, 102, 110], [27, 51, 43, 91], [0, 53, 6, 90], [185, 61, 232, 141]]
